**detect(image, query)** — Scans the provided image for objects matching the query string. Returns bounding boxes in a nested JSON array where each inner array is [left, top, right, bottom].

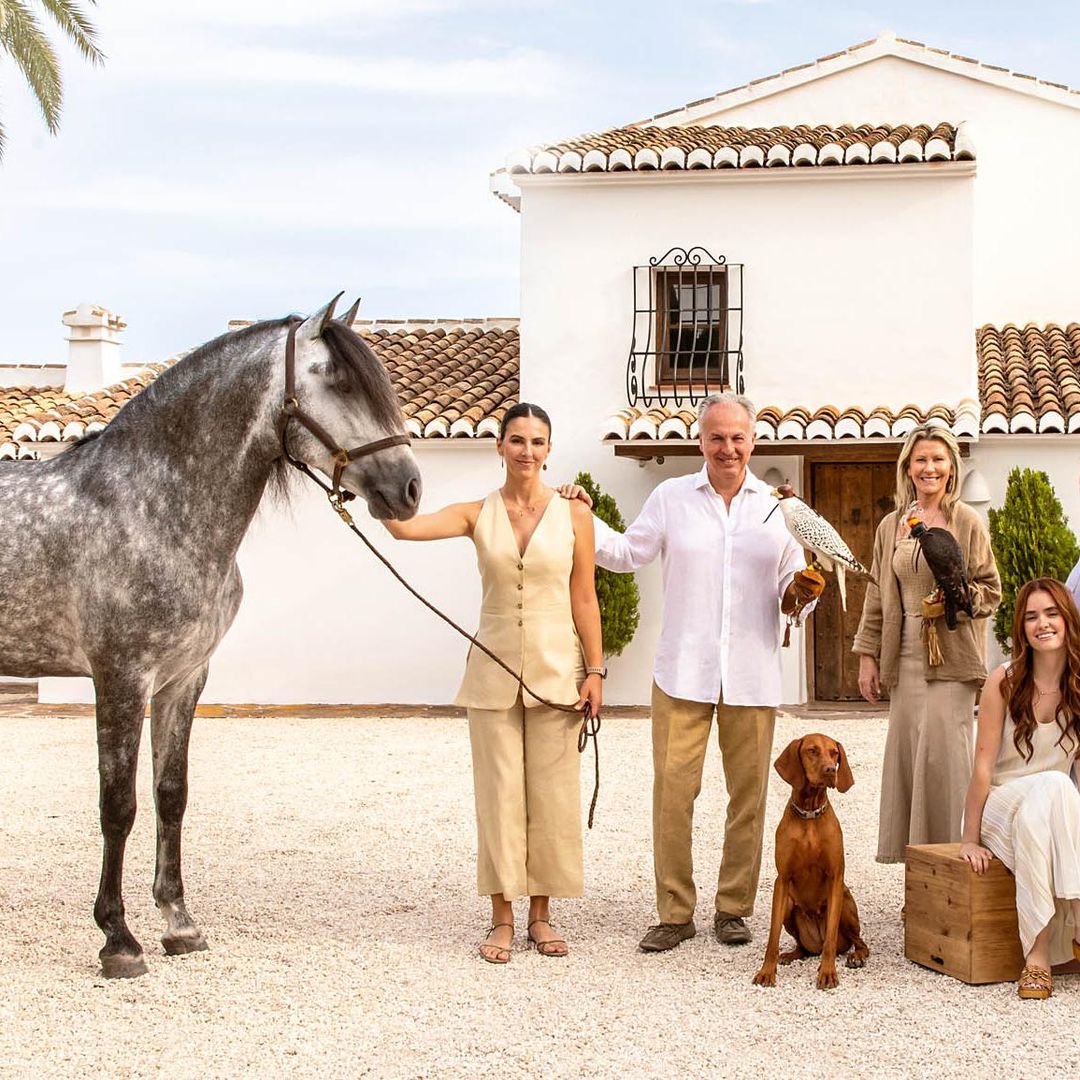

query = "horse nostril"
[[405, 477, 421, 508]]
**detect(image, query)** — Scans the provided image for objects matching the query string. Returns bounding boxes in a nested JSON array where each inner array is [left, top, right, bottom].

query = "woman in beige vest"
[[960, 578, 1080, 1000], [383, 402, 604, 963], [853, 425, 1000, 862]]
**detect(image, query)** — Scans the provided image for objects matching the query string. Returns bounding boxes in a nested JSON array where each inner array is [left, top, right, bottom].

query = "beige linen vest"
[[455, 491, 584, 709]]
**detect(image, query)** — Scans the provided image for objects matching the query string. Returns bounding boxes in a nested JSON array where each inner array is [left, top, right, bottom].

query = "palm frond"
[[0, 1, 63, 132], [38, 0, 104, 64]]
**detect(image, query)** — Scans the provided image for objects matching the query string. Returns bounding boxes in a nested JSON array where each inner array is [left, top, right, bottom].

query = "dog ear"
[[774, 738, 806, 787], [835, 740, 854, 793]]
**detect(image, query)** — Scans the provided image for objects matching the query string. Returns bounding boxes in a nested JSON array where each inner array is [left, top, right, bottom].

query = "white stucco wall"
[[514, 166, 972, 704], [41, 444, 499, 705], [684, 53, 1080, 325]]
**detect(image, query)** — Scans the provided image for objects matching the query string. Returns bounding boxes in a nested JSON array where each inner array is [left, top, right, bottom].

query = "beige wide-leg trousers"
[[467, 695, 583, 900], [651, 681, 776, 924]]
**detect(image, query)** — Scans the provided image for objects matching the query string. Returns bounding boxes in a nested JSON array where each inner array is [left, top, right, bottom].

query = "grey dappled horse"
[[0, 296, 421, 977]]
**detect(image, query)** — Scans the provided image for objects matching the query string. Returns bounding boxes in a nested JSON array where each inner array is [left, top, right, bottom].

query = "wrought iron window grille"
[[625, 246, 744, 409]]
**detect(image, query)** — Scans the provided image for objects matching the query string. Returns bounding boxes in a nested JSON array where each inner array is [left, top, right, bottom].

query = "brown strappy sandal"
[[1017, 965, 1052, 1000], [478, 923, 513, 965], [527, 919, 568, 958]]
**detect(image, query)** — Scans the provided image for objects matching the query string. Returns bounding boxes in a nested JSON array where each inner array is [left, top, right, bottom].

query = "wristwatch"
[[586, 666, 608, 679]]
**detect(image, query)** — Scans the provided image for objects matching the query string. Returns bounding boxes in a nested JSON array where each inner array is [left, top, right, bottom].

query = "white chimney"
[[62, 303, 126, 394]]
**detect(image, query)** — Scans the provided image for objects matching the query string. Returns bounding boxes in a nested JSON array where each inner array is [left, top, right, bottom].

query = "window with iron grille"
[[626, 247, 744, 408]]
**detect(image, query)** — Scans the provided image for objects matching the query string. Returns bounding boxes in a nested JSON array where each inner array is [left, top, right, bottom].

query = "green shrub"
[[988, 467, 1079, 649], [574, 471, 641, 658]]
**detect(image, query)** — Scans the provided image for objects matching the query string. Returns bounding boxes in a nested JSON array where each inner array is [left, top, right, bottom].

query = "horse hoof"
[[101, 953, 149, 979], [162, 930, 209, 956]]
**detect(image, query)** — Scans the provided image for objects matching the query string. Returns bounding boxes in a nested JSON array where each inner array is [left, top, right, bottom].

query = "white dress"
[[979, 712, 1080, 962]]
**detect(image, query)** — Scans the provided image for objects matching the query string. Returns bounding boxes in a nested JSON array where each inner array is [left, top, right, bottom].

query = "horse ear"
[[339, 297, 361, 329], [774, 738, 806, 788], [296, 292, 345, 345]]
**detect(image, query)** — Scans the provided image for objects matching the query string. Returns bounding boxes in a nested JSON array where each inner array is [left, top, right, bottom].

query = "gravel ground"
[[1, 710, 1077, 1080]]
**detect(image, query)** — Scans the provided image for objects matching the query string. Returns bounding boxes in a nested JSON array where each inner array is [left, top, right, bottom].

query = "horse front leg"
[[151, 664, 210, 957], [93, 679, 151, 978]]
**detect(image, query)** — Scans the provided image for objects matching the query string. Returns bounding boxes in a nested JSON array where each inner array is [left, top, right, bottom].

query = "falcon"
[[907, 517, 973, 630], [768, 484, 869, 610]]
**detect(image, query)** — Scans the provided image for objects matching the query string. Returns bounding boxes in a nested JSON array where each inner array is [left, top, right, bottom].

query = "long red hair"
[[1001, 578, 1080, 761]]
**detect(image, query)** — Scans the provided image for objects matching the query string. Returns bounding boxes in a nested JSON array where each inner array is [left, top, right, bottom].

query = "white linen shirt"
[[594, 465, 808, 707]]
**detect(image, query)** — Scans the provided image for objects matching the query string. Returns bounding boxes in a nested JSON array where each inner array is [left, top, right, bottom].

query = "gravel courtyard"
[[1, 708, 1077, 1080]]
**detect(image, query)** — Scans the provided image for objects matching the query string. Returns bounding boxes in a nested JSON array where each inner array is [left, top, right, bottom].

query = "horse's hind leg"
[[151, 664, 210, 957], [93, 679, 152, 978]]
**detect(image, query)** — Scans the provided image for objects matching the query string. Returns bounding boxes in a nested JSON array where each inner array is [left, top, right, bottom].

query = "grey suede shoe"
[[639, 921, 696, 952], [714, 913, 752, 945]]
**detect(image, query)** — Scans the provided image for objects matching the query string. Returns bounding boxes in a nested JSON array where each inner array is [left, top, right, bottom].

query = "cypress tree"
[[574, 471, 641, 657], [988, 467, 1079, 649]]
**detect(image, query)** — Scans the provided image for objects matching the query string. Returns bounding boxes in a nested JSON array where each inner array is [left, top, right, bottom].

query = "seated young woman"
[[960, 577, 1080, 999]]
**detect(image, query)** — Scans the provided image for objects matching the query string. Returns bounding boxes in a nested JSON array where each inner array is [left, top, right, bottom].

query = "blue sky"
[[2, 0, 1080, 364]]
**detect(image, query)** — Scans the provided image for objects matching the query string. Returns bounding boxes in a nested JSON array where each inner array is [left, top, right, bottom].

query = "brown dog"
[[752, 734, 869, 990]]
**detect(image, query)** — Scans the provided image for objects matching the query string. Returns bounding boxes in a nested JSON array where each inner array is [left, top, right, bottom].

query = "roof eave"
[[637, 34, 1080, 129]]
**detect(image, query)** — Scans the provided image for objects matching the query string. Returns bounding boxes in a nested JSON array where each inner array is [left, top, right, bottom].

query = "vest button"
[[517, 583, 523, 590], [517, 563, 524, 571], [518, 619, 523, 626]]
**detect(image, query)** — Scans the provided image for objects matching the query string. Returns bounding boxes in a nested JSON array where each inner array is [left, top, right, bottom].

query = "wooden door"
[[810, 461, 895, 700]]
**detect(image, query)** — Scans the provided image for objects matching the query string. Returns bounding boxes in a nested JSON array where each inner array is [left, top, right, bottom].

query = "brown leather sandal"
[[527, 918, 568, 958], [1017, 965, 1052, 1000], [478, 923, 513, 965]]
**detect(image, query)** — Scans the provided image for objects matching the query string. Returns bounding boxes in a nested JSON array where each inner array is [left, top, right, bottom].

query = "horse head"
[[286, 294, 421, 520]]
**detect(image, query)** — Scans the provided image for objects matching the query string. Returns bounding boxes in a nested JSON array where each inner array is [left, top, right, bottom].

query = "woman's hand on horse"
[[959, 841, 993, 874], [576, 673, 603, 716], [557, 484, 593, 509]]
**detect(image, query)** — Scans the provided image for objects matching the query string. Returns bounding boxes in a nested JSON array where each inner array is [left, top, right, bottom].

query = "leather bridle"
[[275, 316, 602, 828], [278, 318, 410, 501]]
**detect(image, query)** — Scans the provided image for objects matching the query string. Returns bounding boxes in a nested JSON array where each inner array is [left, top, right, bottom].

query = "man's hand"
[[556, 483, 593, 509], [781, 566, 825, 615]]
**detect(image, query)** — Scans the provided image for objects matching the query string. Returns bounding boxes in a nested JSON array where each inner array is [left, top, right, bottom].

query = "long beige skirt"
[[877, 617, 977, 862], [980, 770, 1080, 963]]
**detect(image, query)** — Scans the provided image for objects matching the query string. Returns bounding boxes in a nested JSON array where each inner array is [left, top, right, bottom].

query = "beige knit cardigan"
[[852, 502, 1001, 689]]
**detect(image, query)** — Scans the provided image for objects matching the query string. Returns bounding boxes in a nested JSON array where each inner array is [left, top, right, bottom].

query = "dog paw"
[[752, 969, 776, 987], [816, 967, 839, 990], [846, 952, 868, 969]]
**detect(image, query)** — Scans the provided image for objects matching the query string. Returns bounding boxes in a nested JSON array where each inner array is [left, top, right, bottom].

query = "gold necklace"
[[1033, 681, 1060, 704]]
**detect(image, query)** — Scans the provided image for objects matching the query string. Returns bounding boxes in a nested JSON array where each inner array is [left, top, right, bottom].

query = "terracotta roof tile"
[[503, 122, 967, 178], [601, 401, 981, 443], [976, 323, 1080, 433], [1, 323, 520, 459]]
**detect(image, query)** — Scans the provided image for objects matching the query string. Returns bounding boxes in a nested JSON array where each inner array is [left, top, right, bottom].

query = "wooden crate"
[[904, 842, 1025, 984]]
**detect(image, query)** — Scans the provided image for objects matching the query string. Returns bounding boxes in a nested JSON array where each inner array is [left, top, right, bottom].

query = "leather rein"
[[276, 320, 602, 828]]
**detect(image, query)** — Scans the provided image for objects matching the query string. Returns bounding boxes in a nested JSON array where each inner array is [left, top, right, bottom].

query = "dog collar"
[[789, 799, 828, 820]]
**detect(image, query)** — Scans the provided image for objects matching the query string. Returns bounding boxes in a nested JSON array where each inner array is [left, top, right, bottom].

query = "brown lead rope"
[[282, 452, 602, 828]]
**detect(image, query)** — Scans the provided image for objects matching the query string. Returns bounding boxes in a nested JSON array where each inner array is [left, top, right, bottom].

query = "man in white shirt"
[[580, 393, 821, 952]]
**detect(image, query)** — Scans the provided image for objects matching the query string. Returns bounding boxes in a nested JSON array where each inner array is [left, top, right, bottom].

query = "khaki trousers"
[[651, 681, 776, 923], [467, 696, 583, 900]]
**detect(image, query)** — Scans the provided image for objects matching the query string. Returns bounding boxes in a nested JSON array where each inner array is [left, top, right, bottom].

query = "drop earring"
[[542, 463, 548, 471]]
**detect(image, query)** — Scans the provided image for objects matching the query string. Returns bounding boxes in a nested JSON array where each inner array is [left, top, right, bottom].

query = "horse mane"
[[319, 321, 404, 431]]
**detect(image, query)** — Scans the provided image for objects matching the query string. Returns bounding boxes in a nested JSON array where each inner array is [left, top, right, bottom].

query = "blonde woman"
[[853, 425, 1001, 862]]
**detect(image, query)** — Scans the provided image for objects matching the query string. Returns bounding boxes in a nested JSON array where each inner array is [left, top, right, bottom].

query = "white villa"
[[4, 31, 1080, 706]]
